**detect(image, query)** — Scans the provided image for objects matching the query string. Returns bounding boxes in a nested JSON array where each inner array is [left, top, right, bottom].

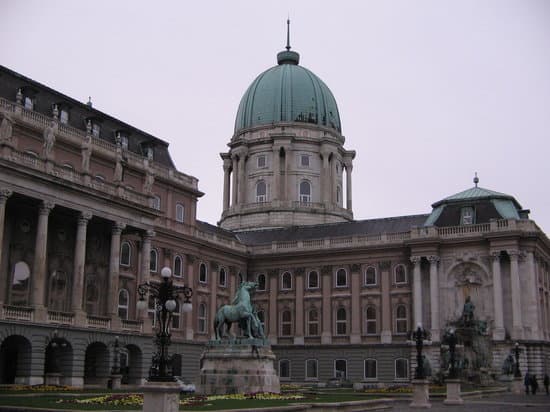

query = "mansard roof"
[[234, 214, 429, 245]]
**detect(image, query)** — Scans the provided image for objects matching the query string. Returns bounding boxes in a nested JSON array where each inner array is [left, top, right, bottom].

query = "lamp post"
[[137, 267, 193, 382], [111, 336, 120, 375], [447, 328, 458, 379], [412, 323, 429, 379], [514, 342, 521, 378]]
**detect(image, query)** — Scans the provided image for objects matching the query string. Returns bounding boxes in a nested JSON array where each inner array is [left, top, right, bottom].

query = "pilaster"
[[0, 189, 13, 308], [268, 270, 278, 344], [428, 256, 440, 342], [509, 250, 523, 339], [71, 212, 92, 322], [350, 263, 361, 343], [411, 256, 422, 327], [491, 252, 505, 340], [294, 267, 304, 345], [321, 265, 332, 344], [379, 261, 392, 343], [107, 222, 125, 326]]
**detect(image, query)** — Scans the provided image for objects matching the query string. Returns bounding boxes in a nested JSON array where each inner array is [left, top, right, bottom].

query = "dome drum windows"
[[300, 154, 310, 168], [256, 181, 267, 203], [257, 155, 266, 168], [299, 181, 311, 203]]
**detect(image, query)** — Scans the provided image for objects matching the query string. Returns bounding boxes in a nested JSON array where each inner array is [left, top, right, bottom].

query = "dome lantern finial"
[[286, 18, 291, 51], [473, 172, 479, 187], [277, 18, 300, 65]]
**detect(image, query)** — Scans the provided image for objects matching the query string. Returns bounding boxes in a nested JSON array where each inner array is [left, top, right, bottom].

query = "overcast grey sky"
[[1, 0, 549, 232]]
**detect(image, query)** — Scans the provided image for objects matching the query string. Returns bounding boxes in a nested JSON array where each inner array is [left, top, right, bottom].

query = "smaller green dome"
[[234, 48, 341, 134]]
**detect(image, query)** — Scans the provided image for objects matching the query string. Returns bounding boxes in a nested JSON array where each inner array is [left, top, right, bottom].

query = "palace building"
[[0, 37, 549, 387]]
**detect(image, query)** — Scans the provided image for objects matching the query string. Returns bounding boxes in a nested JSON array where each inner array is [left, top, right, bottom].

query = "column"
[[411, 256, 422, 327], [380, 261, 392, 343], [350, 264, 361, 343], [231, 155, 238, 206], [238, 153, 247, 205], [428, 256, 440, 341], [209, 262, 218, 340], [184, 254, 196, 340], [0, 189, 13, 307], [294, 268, 304, 345], [345, 163, 353, 211], [222, 159, 231, 211], [282, 149, 289, 201], [107, 222, 125, 318], [491, 252, 505, 340], [509, 250, 523, 339], [525, 252, 540, 340], [268, 270, 278, 344], [31, 201, 55, 319], [272, 147, 280, 201], [321, 266, 332, 344], [321, 153, 330, 203], [140, 230, 155, 285], [71, 212, 92, 318]]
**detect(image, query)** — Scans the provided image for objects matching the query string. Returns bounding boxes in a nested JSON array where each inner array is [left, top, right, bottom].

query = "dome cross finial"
[[286, 18, 291, 51], [473, 172, 479, 187]]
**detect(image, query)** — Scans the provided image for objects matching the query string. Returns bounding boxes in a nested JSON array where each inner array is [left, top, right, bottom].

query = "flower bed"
[[2, 384, 79, 392]]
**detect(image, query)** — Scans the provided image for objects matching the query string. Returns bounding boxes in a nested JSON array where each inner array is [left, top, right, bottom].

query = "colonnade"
[[221, 148, 353, 211]]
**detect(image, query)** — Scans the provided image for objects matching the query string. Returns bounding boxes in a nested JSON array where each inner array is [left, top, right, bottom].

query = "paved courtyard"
[[392, 393, 550, 411]]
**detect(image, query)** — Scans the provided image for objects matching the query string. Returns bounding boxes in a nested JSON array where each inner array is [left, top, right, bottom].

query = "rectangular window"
[[279, 360, 290, 380], [334, 359, 347, 379], [257, 155, 266, 168], [395, 358, 409, 379], [461, 207, 475, 225], [306, 359, 318, 380], [364, 359, 377, 380], [300, 154, 310, 167]]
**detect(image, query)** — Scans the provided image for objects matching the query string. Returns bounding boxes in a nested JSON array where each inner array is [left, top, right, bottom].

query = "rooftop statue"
[[213, 281, 265, 340]]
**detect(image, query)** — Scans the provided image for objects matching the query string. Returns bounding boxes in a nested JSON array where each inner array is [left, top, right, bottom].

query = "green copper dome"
[[234, 49, 342, 134]]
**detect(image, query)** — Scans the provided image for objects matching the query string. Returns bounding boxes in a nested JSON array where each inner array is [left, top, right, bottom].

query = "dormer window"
[[461, 207, 475, 225], [24, 96, 34, 110], [59, 109, 69, 124], [92, 123, 101, 138]]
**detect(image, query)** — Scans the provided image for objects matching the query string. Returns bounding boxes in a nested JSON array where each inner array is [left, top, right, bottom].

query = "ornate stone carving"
[[0, 114, 13, 142], [427, 256, 440, 264], [350, 263, 361, 273], [81, 133, 92, 173], [113, 143, 124, 183], [455, 264, 483, 287], [39, 201, 55, 215], [42, 120, 56, 160], [78, 211, 92, 225], [0, 189, 13, 203], [112, 222, 126, 235], [379, 261, 391, 271], [144, 229, 156, 239], [410, 256, 421, 265], [490, 251, 501, 262]]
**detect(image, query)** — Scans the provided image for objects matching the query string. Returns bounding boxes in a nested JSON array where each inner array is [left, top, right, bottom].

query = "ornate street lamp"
[[446, 328, 458, 379], [137, 267, 193, 382], [514, 342, 521, 378], [412, 323, 429, 379], [111, 336, 121, 375]]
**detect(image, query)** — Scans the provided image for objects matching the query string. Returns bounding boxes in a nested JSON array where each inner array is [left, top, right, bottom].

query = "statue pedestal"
[[109, 374, 123, 389], [197, 339, 280, 395], [511, 376, 523, 394], [443, 379, 463, 405], [44, 373, 61, 386], [409, 379, 431, 409], [142, 381, 180, 412]]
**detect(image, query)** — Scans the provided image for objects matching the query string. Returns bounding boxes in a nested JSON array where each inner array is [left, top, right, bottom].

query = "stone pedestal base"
[[109, 374, 122, 389], [44, 373, 61, 386], [511, 376, 524, 394], [197, 340, 280, 395], [444, 379, 463, 405], [410, 379, 431, 409], [142, 381, 180, 412]]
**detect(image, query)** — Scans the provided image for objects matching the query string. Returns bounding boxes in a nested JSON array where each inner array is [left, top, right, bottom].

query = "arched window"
[[395, 358, 409, 379], [256, 181, 267, 203], [85, 282, 99, 315], [336, 268, 347, 287], [366, 306, 377, 335], [394, 264, 407, 284], [175, 203, 185, 222], [334, 359, 347, 379], [306, 359, 318, 380], [279, 359, 290, 380], [336, 308, 347, 335], [152, 195, 161, 210], [299, 180, 311, 203], [365, 266, 377, 286], [150, 249, 158, 272], [257, 274, 266, 291], [219, 267, 227, 287], [10, 261, 31, 306], [307, 309, 319, 336], [307, 270, 319, 289], [120, 242, 131, 266], [281, 310, 292, 336], [199, 263, 208, 283], [281, 272, 292, 290], [173, 255, 183, 277], [171, 300, 180, 329], [364, 359, 377, 380], [198, 303, 207, 333], [118, 289, 129, 319], [48, 270, 68, 311], [395, 304, 408, 334]]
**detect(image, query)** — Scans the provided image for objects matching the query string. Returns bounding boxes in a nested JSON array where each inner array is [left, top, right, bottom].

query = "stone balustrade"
[[3, 305, 33, 321], [121, 319, 143, 332], [86, 315, 111, 329], [47, 311, 74, 325]]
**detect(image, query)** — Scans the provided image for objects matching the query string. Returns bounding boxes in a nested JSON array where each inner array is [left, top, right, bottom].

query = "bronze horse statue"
[[214, 281, 261, 340]]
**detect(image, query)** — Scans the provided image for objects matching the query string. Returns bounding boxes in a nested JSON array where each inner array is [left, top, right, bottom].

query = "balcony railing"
[[86, 315, 111, 329], [48, 311, 74, 325], [121, 319, 143, 332], [3, 305, 33, 321]]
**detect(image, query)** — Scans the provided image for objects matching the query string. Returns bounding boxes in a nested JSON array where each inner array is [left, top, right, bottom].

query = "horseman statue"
[[213, 281, 265, 340]]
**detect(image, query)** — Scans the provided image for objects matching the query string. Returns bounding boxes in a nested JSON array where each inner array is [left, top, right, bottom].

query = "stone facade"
[[0, 56, 549, 390]]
